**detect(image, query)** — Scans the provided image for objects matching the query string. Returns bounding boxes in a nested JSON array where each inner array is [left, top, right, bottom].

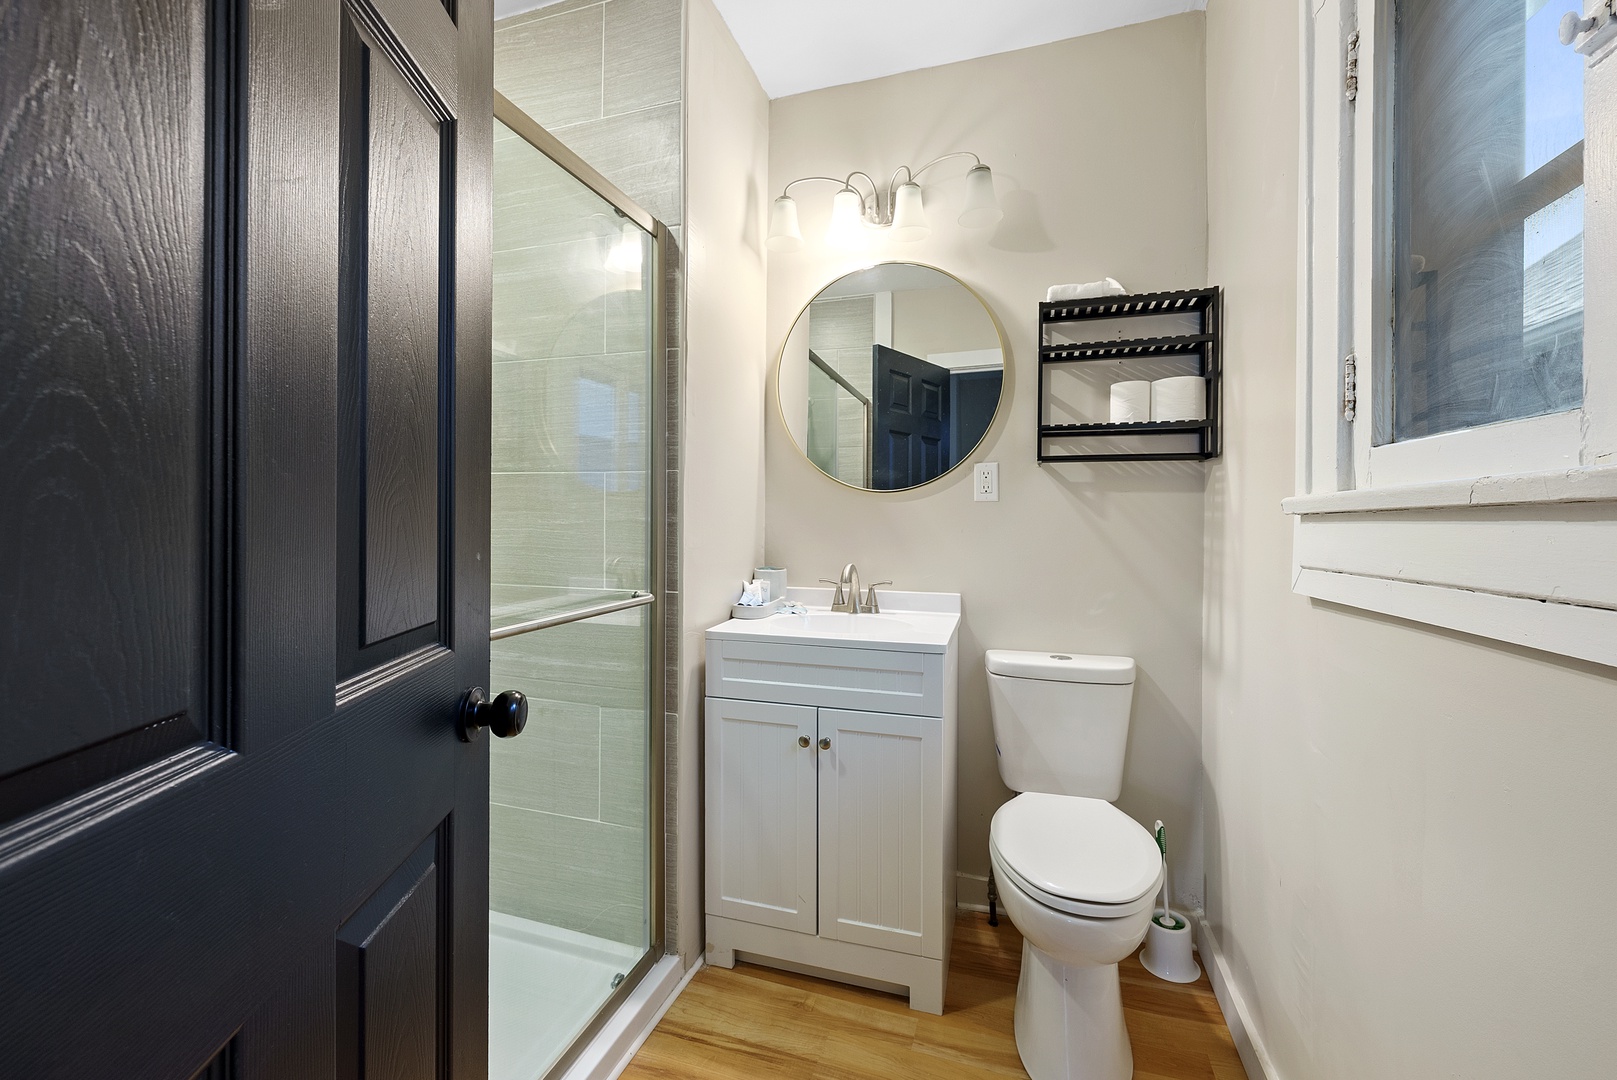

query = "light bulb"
[[958, 165, 1003, 229], [889, 182, 928, 242], [827, 188, 867, 248], [767, 195, 802, 252]]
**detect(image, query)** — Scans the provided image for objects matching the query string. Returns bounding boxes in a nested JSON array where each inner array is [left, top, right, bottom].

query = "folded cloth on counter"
[[1046, 277, 1127, 303]]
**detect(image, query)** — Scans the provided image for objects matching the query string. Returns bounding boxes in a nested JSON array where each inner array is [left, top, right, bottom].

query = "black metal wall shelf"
[[1040, 334, 1213, 363], [1037, 286, 1222, 463]]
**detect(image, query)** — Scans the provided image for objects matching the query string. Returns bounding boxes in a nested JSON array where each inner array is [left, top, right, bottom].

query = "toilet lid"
[[990, 793, 1161, 906]]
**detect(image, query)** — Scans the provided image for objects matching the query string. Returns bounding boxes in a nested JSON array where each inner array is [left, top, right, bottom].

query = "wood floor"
[[619, 913, 1247, 1080]]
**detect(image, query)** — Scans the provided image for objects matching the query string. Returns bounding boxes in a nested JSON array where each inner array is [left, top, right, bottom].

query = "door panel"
[[359, 46, 444, 645], [0, 0, 493, 1075], [704, 697, 818, 934], [338, 6, 454, 674], [0, 0, 210, 798], [817, 708, 942, 958], [336, 831, 447, 1080], [872, 344, 950, 489]]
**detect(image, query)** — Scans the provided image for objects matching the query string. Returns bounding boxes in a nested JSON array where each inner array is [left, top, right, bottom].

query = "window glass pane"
[[1391, 0, 1584, 442]]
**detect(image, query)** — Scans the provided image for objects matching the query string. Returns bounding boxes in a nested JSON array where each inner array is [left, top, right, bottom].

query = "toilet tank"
[[985, 650, 1136, 799]]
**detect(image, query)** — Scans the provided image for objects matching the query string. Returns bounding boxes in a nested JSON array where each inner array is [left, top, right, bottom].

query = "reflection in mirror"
[[779, 264, 1004, 491]]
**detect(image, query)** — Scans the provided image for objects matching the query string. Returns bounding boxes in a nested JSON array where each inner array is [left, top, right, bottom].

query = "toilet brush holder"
[[1139, 910, 1200, 983]]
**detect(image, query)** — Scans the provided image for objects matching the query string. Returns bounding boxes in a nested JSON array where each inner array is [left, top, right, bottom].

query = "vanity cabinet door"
[[816, 709, 943, 958], [705, 697, 819, 934]]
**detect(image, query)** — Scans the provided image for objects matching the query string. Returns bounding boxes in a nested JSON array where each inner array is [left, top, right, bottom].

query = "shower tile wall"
[[487, 615, 650, 943], [491, 0, 684, 949], [496, 0, 683, 228], [807, 296, 875, 486]]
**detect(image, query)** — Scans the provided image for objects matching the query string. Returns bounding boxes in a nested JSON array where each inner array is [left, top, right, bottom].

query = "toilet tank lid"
[[985, 650, 1135, 685]]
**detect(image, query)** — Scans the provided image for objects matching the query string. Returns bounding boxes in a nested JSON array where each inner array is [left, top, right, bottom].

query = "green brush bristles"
[[1155, 823, 1167, 855]]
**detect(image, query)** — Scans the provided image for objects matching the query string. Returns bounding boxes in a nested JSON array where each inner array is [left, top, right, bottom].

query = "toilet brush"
[[1139, 820, 1201, 983], [1153, 821, 1179, 931]]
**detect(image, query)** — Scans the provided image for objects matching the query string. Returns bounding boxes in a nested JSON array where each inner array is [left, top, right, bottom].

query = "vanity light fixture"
[[767, 152, 1003, 251]]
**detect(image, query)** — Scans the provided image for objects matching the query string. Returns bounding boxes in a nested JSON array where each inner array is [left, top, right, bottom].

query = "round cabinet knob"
[[818, 737, 831, 751], [798, 735, 811, 748], [458, 687, 528, 742]]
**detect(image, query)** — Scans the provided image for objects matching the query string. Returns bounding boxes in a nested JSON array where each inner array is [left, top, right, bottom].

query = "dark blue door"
[[872, 345, 950, 489]]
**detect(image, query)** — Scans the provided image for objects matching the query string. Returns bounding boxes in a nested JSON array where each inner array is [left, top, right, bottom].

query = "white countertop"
[[707, 589, 960, 654]]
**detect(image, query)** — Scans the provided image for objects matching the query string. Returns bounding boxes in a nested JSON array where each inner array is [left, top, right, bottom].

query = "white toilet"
[[985, 650, 1163, 1080]]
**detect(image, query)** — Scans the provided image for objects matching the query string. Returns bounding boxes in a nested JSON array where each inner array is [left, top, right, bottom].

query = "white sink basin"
[[795, 612, 917, 635], [709, 604, 959, 653]]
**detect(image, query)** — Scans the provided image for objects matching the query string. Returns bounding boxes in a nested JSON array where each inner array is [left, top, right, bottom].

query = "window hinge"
[[1345, 30, 1361, 104], [1343, 353, 1358, 422]]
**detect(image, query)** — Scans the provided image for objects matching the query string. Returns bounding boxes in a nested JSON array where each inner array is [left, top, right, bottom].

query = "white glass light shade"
[[958, 165, 1003, 228], [827, 188, 867, 247], [889, 182, 928, 242], [767, 195, 803, 252]]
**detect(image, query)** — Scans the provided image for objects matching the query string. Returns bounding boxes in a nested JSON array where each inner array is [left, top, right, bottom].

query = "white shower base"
[[489, 910, 645, 1080]]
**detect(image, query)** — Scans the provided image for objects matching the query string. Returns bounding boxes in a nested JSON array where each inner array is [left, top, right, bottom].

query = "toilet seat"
[[990, 793, 1162, 919]]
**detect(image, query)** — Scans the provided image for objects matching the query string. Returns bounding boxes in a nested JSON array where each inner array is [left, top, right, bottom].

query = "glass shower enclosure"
[[487, 97, 666, 1080]]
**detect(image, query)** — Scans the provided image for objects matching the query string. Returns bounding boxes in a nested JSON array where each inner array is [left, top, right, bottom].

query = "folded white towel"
[[1046, 277, 1127, 303]]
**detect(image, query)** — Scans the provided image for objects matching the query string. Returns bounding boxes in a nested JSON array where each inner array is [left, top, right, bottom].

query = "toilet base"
[[1013, 938, 1132, 1080]]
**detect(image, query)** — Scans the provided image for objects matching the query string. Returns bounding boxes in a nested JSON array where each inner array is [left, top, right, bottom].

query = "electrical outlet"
[[974, 462, 999, 502]]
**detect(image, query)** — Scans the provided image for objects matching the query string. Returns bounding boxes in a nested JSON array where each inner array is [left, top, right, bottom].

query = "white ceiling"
[[711, 0, 1206, 99], [494, 1, 1207, 100]]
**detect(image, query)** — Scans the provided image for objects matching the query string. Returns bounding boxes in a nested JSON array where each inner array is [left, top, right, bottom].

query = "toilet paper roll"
[[754, 567, 788, 600], [1150, 376, 1207, 422], [1109, 381, 1152, 424]]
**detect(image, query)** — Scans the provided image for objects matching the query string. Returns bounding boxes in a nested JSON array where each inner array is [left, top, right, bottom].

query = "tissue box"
[[754, 567, 788, 599]]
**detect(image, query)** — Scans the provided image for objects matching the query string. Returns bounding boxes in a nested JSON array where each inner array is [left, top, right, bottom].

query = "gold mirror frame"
[[775, 261, 1011, 493]]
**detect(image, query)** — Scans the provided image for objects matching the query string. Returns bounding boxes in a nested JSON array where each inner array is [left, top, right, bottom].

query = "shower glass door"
[[488, 100, 664, 1080]]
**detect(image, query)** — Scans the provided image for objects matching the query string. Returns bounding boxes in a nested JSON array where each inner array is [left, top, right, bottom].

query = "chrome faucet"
[[820, 563, 862, 613], [818, 564, 891, 613]]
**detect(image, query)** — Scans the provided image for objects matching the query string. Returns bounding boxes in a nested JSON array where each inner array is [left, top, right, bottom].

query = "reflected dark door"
[[948, 369, 1003, 470], [872, 344, 950, 489], [0, 1, 493, 1077]]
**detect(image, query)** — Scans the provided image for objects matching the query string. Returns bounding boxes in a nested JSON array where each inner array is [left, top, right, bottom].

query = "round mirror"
[[777, 263, 1006, 491]]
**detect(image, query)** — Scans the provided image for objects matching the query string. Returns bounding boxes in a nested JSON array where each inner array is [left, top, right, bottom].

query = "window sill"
[[1291, 569, 1617, 668], [1285, 467, 1617, 669], [1281, 464, 1617, 516]]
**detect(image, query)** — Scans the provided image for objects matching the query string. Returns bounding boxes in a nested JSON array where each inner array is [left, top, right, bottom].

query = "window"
[[1290, 0, 1617, 668], [1391, 0, 1583, 442]]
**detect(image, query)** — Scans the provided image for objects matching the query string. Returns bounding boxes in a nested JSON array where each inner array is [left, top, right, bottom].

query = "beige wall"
[[680, 0, 769, 968], [764, 15, 1210, 909], [1203, 1, 1617, 1077], [891, 285, 1002, 363]]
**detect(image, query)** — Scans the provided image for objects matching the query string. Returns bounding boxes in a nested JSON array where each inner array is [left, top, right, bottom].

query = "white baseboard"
[[956, 871, 990, 912], [561, 953, 697, 1080], [1193, 914, 1280, 1080]]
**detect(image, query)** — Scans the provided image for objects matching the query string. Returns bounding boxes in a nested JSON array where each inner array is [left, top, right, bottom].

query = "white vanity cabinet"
[[703, 597, 958, 1014]]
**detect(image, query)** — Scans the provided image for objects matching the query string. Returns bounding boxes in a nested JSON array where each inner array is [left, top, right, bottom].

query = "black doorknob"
[[458, 687, 527, 742]]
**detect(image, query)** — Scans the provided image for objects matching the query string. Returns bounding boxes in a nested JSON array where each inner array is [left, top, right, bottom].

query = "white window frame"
[[1290, 0, 1617, 669]]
